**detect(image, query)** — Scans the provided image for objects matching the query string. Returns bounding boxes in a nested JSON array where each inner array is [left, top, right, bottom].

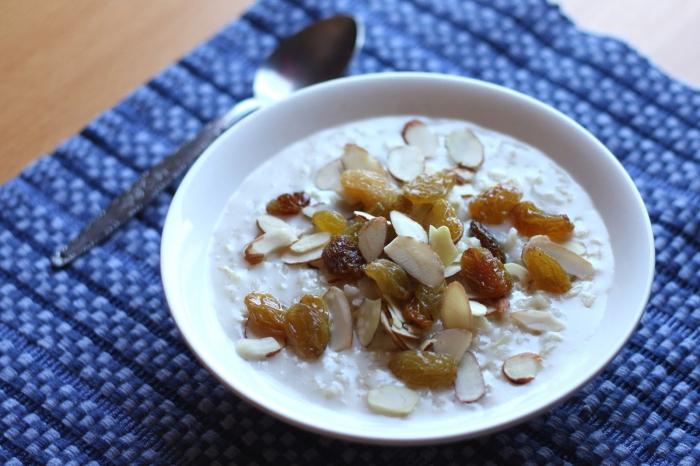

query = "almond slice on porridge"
[[402, 119, 438, 157], [384, 236, 444, 287], [387, 146, 425, 182], [324, 287, 353, 351], [235, 337, 283, 360], [358, 216, 388, 262], [502, 352, 542, 384], [341, 143, 385, 174], [455, 351, 485, 402], [290, 232, 331, 253], [446, 129, 485, 169], [389, 211, 428, 243], [315, 159, 344, 190], [367, 385, 419, 416], [244, 229, 298, 264]]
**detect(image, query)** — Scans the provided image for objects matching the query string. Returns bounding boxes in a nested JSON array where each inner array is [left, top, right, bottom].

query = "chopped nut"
[[502, 352, 541, 384], [290, 232, 331, 253], [429, 225, 459, 266], [433, 328, 473, 361], [387, 146, 425, 182], [367, 385, 419, 416], [323, 287, 353, 351], [390, 211, 428, 243], [446, 129, 485, 169], [384, 236, 445, 287], [455, 351, 485, 402], [358, 216, 388, 262], [402, 119, 438, 157], [235, 337, 283, 360], [315, 159, 344, 190], [355, 298, 382, 347], [510, 310, 564, 333], [441, 281, 472, 330], [245, 229, 298, 264]]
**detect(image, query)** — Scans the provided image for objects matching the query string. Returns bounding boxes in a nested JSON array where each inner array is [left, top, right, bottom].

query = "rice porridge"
[[210, 116, 614, 417]]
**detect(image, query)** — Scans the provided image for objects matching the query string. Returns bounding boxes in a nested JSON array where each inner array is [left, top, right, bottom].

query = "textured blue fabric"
[[1, 0, 699, 463]]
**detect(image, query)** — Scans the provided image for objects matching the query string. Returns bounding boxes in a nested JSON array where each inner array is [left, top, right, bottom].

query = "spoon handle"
[[51, 98, 260, 268]]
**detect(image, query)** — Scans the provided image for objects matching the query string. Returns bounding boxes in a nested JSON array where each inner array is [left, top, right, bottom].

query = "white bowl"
[[161, 73, 654, 444]]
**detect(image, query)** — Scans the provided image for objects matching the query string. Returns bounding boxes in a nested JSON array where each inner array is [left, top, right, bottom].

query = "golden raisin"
[[468, 221, 506, 263], [402, 282, 445, 328], [284, 302, 330, 359], [509, 202, 574, 242], [364, 259, 415, 301], [244, 292, 286, 340], [312, 210, 348, 235], [522, 247, 571, 294], [322, 235, 366, 278], [468, 184, 522, 224], [460, 247, 513, 299], [426, 198, 463, 242], [340, 169, 400, 216], [403, 170, 456, 205], [299, 294, 326, 314], [388, 350, 457, 388], [266, 192, 310, 215], [342, 220, 365, 242]]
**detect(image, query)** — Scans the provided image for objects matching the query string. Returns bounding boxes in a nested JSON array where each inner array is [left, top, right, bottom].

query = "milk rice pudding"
[[210, 116, 614, 417]]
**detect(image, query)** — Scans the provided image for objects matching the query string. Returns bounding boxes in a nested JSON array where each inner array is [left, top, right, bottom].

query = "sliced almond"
[[235, 337, 283, 360], [324, 287, 353, 351], [380, 300, 420, 350], [446, 129, 485, 169], [358, 217, 388, 262], [563, 240, 586, 256], [444, 263, 461, 278], [387, 146, 425, 182], [402, 119, 438, 157], [341, 143, 384, 174], [455, 351, 485, 402], [429, 225, 458, 266], [353, 210, 377, 221], [389, 211, 427, 243], [256, 214, 291, 233], [384, 236, 444, 287], [367, 385, 419, 416], [523, 235, 594, 279], [468, 300, 488, 317], [290, 232, 331, 253], [441, 281, 472, 330], [244, 229, 298, 264], [355, 298, 382, 346], [511, 310, 565, 333], [315, 159, 344, 190], [433, 328, 472, 361], [502, 352, 542, 384], [451, 167, 476, 184], [419, 338, 436, 351], [280, 247, 324, 265], [504, 262, 530, 283]]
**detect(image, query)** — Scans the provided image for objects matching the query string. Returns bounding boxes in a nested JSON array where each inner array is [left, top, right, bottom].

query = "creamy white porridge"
[[210, 116, 614, 417]]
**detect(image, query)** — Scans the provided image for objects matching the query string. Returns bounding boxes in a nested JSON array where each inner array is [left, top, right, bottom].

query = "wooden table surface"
[[1, 0, 698, 182]]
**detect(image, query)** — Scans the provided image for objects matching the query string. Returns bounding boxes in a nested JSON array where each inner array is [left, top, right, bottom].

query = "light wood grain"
[[0, 0, 698, 182]]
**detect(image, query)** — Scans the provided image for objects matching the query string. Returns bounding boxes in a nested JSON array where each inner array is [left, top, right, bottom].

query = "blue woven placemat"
[[1, 0, 699, 464]]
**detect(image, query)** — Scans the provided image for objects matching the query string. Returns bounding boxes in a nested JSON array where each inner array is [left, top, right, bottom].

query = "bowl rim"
[[160, 72, 655, 445]]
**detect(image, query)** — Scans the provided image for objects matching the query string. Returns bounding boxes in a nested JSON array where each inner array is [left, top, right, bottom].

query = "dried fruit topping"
[[244, 292, 287, 340], [502, 352, 541, 384], [266, 191, 310, 215], [402, 170, 456, 205], [388, 350, 458, 388], [312, 210, 348, 235], [402, 296, 434, 330], [321, 235, 366, 278], [235, 337, 283, 360], [414, 281, 446, 320], [446, 129, 484, 169], [522, 246, 571, 293], [390, 210, 428, 243], [358, 216, 388, 262], [364, 259, 415, 301], [455, 351, 485, 402], [468, 221, 506, 263], [441, 281, 472, 330], [509, 202, 574, 242], [468, 184, 522, 224], [342, 220, 365, 242], [426, 198, 463, 242], [340, 169, 400, 216], [402, 119, 438, 157], [460, 247, 513, 299], [367, 385, 419, 416], [284, 300, 330, 359], [384, 236, 445, 288]]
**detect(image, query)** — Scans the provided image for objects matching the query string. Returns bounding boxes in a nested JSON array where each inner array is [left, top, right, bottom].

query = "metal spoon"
[[52, 15, 361, 268]]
